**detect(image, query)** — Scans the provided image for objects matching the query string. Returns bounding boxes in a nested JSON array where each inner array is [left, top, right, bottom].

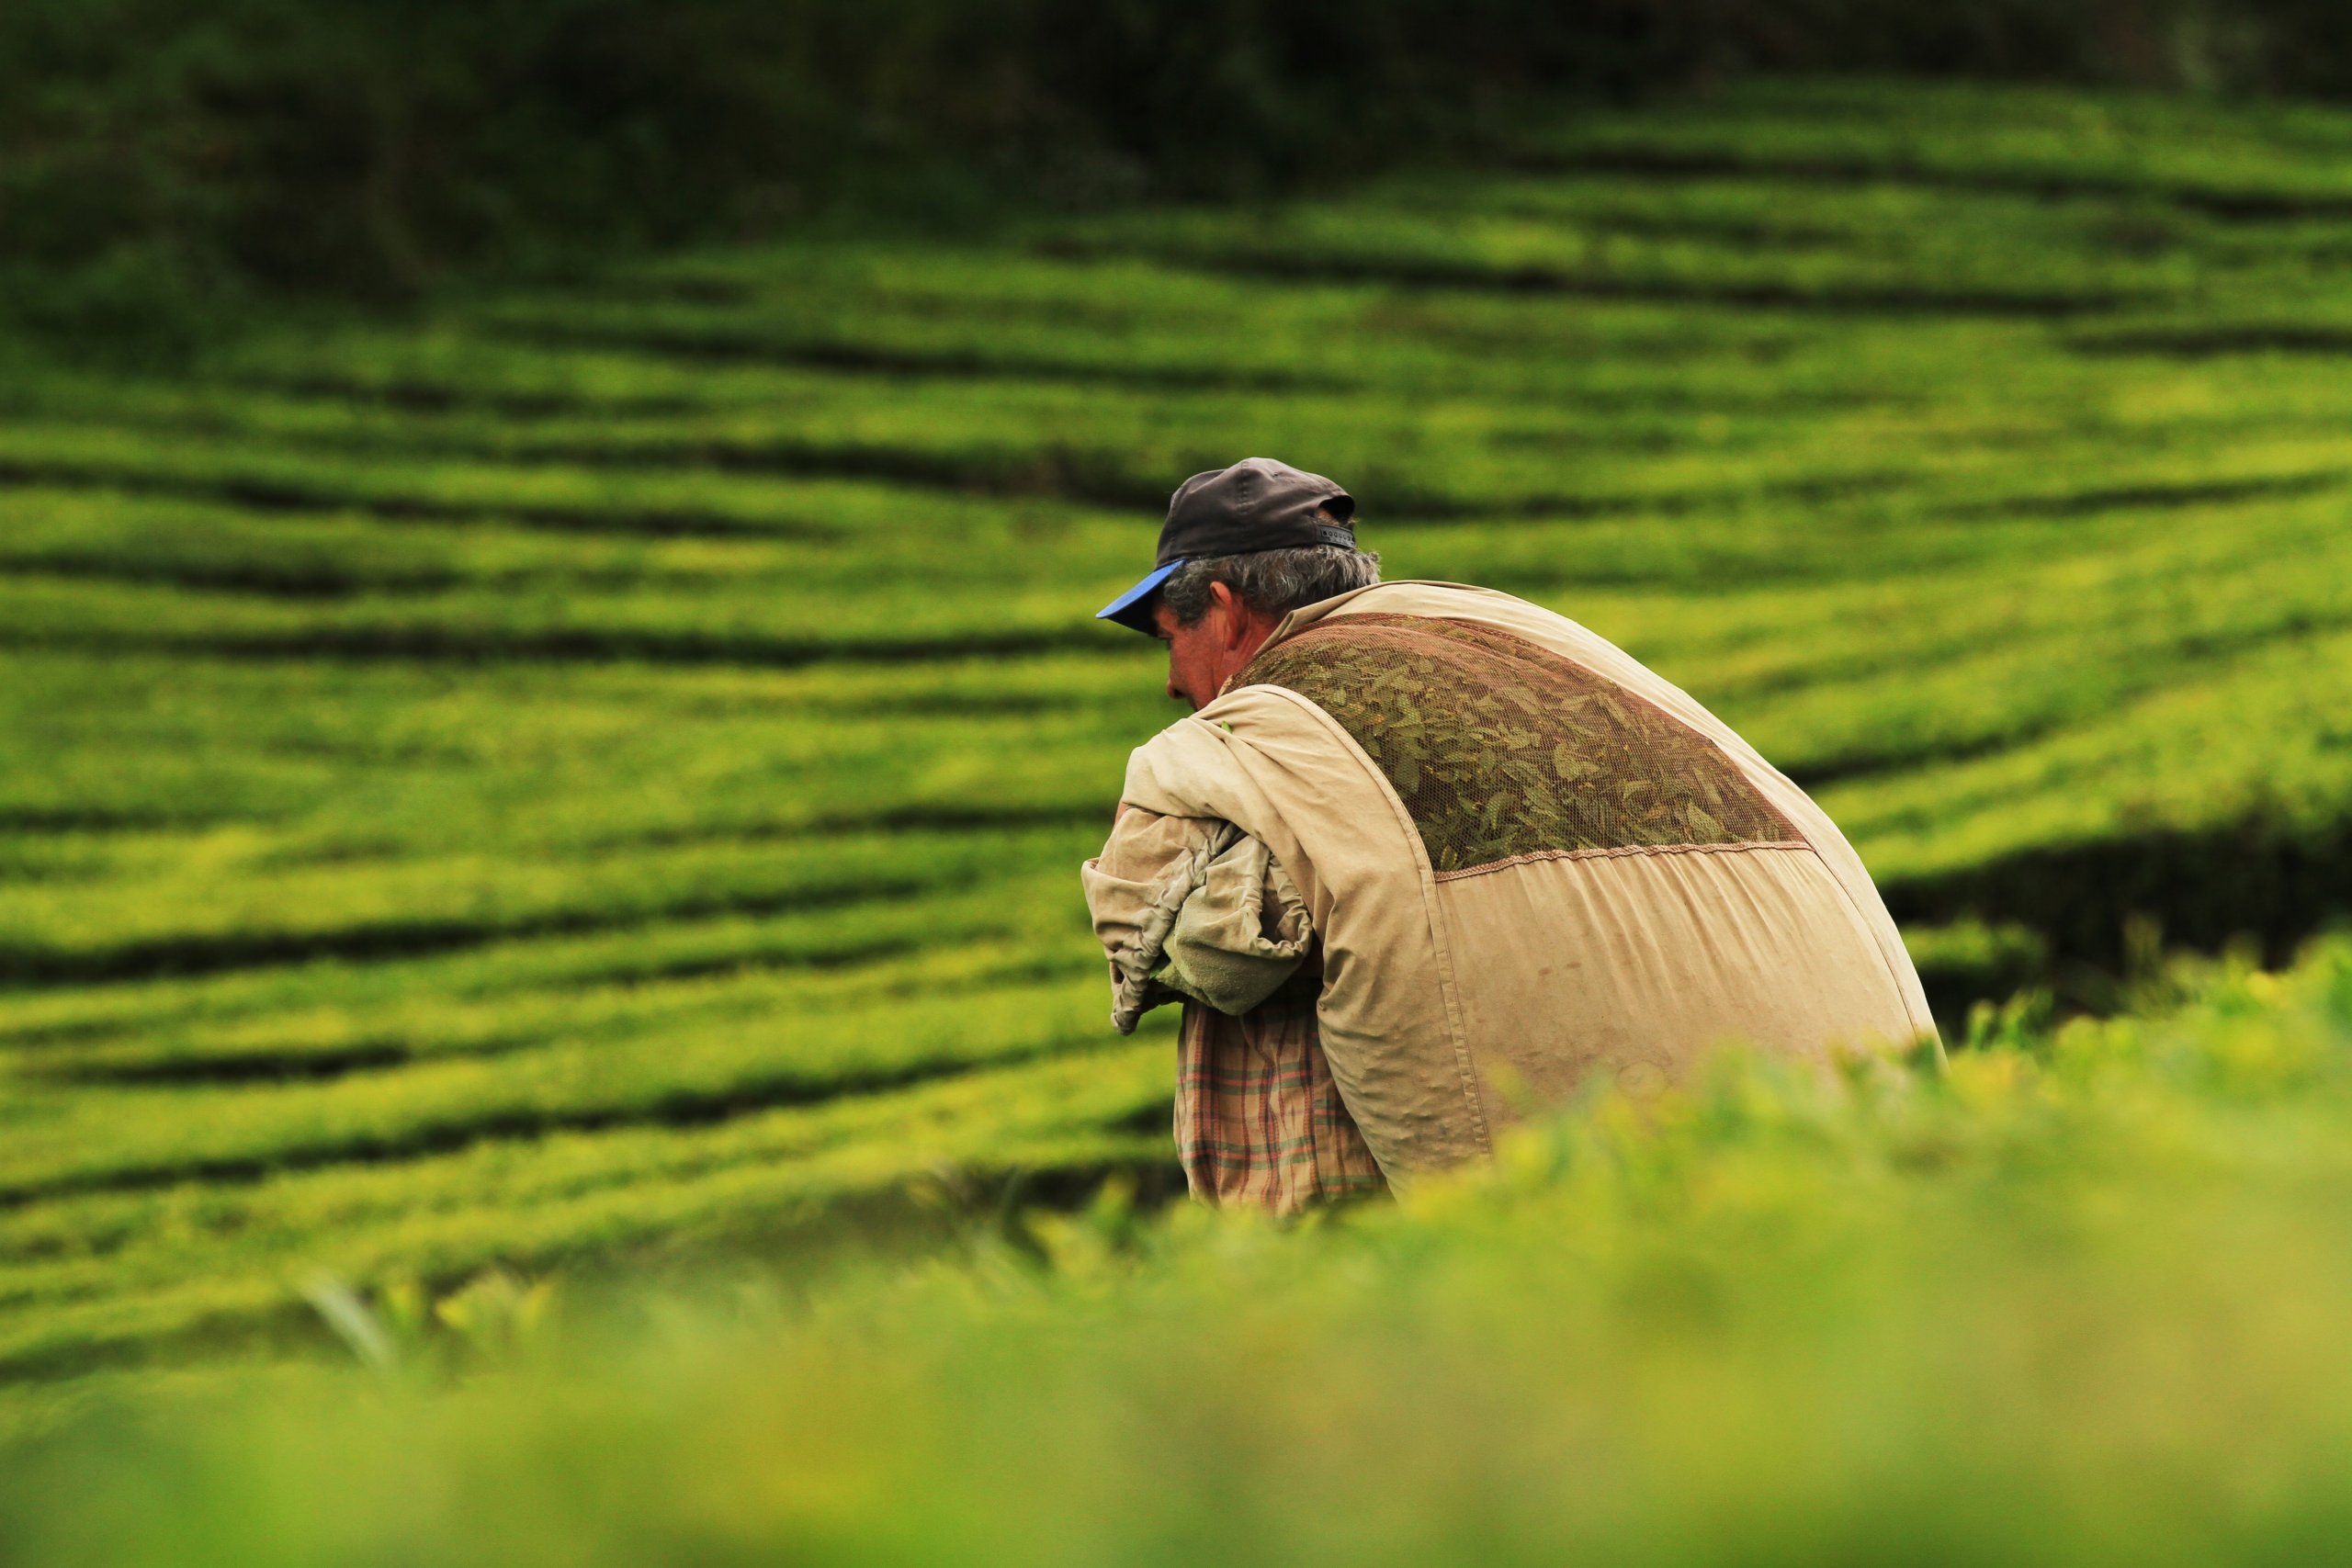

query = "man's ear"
[[1209, 581, 1250, 649]]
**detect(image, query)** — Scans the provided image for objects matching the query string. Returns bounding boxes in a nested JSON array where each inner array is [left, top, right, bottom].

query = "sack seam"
[[1430, 840, 1814, 885]]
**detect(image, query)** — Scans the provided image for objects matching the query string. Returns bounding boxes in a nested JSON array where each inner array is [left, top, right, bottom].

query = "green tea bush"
[[11, 939, 2352, 1563], [0, 1040, 1171, 1381]]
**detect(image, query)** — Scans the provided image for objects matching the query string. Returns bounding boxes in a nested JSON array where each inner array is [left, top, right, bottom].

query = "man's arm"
[[1082, 807, 1313, 1035], [1081, 807, 1227, 1034]]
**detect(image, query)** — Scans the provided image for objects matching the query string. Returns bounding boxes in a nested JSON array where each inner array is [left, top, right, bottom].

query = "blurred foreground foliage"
[[13, 0, 2352, 348], [12, 936, 2352, 1563]]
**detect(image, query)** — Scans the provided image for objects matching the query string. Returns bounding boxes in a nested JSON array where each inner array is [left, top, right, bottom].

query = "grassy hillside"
[[6, 77, 2352, 1389]]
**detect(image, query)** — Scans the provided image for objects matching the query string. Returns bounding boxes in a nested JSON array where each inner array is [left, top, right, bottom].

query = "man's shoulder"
[[1259, 581, 1628, 672], [1277, 579, 1528, 635]]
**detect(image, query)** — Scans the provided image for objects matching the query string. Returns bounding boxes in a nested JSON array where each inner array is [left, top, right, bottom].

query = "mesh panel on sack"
[[1238, 614, 1803, 878]]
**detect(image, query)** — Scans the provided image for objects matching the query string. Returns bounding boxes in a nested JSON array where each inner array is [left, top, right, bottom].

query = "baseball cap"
[[1095, 457, 1357, 635]]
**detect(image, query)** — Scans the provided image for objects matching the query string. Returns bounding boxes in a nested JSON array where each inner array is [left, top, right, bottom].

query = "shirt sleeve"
[[1080, 807, 1227, 1034]]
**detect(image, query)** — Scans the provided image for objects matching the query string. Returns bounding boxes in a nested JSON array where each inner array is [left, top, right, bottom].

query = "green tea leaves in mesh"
[[1240, 615, 1802, 877]]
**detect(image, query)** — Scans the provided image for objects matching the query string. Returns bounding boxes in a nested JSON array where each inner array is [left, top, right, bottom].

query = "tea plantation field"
[[6, 77, 2352, 1393], [19, 937, 2352, 1565]]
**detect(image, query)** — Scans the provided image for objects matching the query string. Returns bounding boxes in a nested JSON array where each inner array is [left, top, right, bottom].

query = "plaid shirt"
[[1173, 964, 1387, 1214]]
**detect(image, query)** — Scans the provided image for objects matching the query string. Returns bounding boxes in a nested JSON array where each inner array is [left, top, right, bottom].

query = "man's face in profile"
[[1154, 600, 1232, 712]]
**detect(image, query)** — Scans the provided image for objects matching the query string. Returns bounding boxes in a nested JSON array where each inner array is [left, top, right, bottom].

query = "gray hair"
[[1160, 546, 1383, 627]]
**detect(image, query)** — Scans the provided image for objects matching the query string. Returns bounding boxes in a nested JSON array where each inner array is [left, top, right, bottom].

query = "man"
[[1083, 457, 1939, 1214]]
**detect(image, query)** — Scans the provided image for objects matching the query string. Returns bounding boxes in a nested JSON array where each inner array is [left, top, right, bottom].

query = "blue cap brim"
[[1095, 560, 1182, 635]]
